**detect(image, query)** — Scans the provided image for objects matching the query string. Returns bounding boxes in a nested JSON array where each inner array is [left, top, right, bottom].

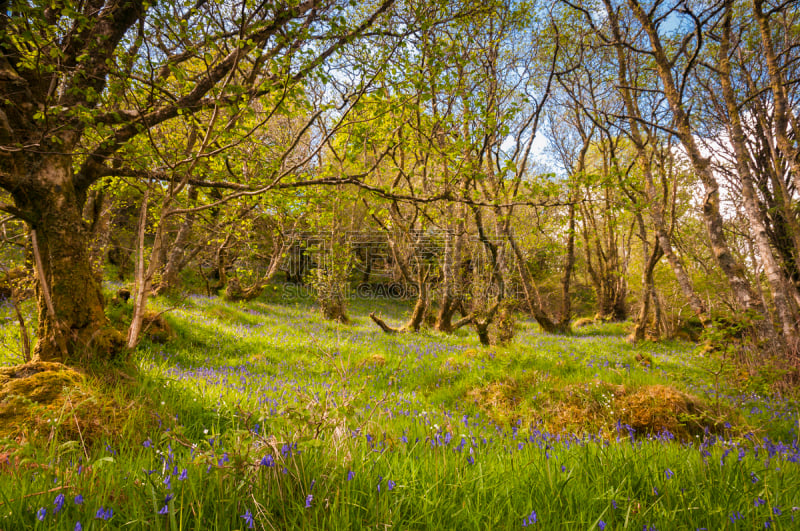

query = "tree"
[[0, 0, 395, 362]]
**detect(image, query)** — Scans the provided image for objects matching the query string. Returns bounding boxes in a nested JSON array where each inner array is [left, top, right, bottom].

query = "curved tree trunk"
[[630, 236, 663, 342], [156, 186, 199, 295], [18, 156, 118, 362], [718, 8, 799, 349], [629, 0, 770, 333], [507, 229, 569, 334], [604, 0, 711, 329]]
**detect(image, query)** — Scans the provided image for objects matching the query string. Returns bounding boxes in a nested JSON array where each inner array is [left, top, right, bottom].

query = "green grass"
[[1, 292, 799, 529]]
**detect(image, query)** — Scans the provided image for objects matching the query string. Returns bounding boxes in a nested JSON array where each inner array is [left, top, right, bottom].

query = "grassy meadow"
[[1, 288, 799, 530]]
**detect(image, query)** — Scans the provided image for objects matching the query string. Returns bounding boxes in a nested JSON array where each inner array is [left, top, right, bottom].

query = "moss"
[[572, 317, 595, 329], [142, 311, 174, 344], [552, 382, 723, 439], [0, 361, 145, 445], [466, 375, 726, 440]]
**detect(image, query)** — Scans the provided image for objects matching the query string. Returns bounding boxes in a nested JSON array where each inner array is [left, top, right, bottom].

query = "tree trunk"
[[19, 156, 120, 362], [559, 199, 576, 327], [630, 236, 663, 342], [436, 218, 464, 333], [507, 229, 569, 334], [156, 186, 198, 295], [629, 0, 769, 328], [752, 0, 800, 194], [718, 7, 799, 349], [603, 0, 711, 328]]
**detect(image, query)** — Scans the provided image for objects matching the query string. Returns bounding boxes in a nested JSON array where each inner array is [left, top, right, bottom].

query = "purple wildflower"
[[305, 494, 313, 508], [36, 507, 46, 521], [240, 509, 255, 529], [53, 493, 65, 514]]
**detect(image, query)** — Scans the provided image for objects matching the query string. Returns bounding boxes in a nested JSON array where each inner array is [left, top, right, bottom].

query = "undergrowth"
[[1, 293, 798, 529]]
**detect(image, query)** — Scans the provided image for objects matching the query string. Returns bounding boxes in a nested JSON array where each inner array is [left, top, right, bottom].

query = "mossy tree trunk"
[[16, 155, 111, 363]]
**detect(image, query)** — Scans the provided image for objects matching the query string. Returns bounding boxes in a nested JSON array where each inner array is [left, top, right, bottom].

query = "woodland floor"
[[0, 287, 799, 529]]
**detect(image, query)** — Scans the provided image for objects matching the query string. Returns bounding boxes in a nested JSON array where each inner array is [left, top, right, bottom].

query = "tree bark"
[[718, 5, 799, 349], [156, 186, 199, 295], [603, 0, 711, 328], [507, 228, 569, 334], [628, 0, 768, 328], [18, 156, 119, 362], [630, 235, 663, 342], [752, 0, 800, 194]]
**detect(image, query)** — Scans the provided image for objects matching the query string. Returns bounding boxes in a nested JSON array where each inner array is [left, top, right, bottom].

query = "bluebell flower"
[[143, 439, 152, 448], [305, 494, 313, 508], [178, 468, 188, 480], [54, 493, 65, 513], [347, 470, 355, 481], [158, 505, 169, 515], [36, 507, 46, 521], [95, 507, 113, 520], [240, 509, 255, 529], [665, 468, 674, 479], [598, 521, 606, 530], [388, 480, 396, 491], [260, 455, 275, 467], [74, 522, 82, 531], [74, 494, 84, 505]]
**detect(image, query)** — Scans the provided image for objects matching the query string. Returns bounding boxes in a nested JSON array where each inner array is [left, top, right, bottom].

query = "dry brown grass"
[[467, 376, 725, 440]]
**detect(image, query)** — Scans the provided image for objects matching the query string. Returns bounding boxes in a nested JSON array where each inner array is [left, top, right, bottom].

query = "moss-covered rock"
[[0, 361, 132, 444]]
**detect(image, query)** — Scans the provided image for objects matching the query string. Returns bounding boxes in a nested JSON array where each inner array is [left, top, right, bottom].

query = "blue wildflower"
[[74, 522, 82, 531], [36, 507, 46, 521], [388, 480, 396, 491], [158, 505, 169, 515], [74, 494, 84, 505], [598, 521, 606, 530], [240, 509, 255, 529], [260, 455, 275, 467], [347, 470, 355, 481], [665, 468, 674, 479], [178, 468, 188, 480], [305, 494, 313, 508], [53, 493, 65, 514]]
